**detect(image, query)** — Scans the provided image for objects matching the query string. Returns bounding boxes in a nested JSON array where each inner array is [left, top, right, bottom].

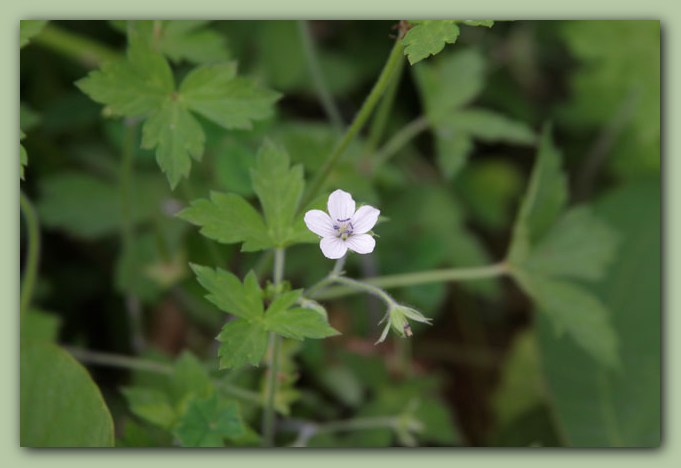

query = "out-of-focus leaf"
[[561, 21, 660, 180], [158, 20, 230, 64], [537, 181, 660, 447], [508, 127, 567, 263], [173, 395, 245, 447], [318, 365, 364, 408], [38, 171, 167, 240], [20, 20, 47, 48], [122, 387, 177, 430], [492, 329, 545, 427], [21, 343, 114, 446], [20, 310, 61, 344], [456, 159, 524, 230], [414, 49, 534, 178], [524, 207, 619, 281], [20, 142, 27, 180]]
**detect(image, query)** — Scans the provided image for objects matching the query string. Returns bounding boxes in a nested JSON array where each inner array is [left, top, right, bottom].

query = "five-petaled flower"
[[304, 189, 380, 259]]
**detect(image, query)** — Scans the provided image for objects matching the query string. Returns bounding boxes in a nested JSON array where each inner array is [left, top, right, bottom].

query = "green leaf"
[[38, 172, 167, 239], [508, 127, 568, 263], [122, 387, 177, 429], [190, 264, 263, 320], [157, 20, 230, 64], [449, 109, 536, 144], [250, 139, 305, 245], [216, 319, 268, 369], [492, 329, 545, 428], [516, 272, 619, 368], [171, 352, 213, 403], [173, 394, 245, 447], [20, 310, 61, 344], [403, 21, 460, 65], [20, 20, 47, 48], [524, 207, 619, 281], [413, 48, 486, 116], [21, 343, 114, 446], [264, 291, 340, 340], [76, 36, 173, 117], [178, 192, 272, 252], [180, 63, 280, 130], [141, 100, 205, 188], [537, 181, 660, 447]]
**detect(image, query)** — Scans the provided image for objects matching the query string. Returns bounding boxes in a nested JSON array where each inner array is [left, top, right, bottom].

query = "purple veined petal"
[[345, 234, 375, 254], [351, 205, 380, 234], [304, 209, 336, 237], [320, 237, 348, 259], [327, 189, 355, 223]]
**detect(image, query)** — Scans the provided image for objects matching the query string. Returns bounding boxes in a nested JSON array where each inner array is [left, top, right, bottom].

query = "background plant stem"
[[298, 20, 344, 131], [33, 23, 121, 68], [20, 191, 41, 317], [300, 38, 405, 209]]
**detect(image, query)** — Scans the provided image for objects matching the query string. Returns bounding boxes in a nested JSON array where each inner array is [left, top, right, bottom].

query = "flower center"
[[333, 218, 354, 241]]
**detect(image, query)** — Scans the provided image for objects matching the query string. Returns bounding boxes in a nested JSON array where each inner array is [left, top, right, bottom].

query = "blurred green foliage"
[[19, 20, 660, 448]]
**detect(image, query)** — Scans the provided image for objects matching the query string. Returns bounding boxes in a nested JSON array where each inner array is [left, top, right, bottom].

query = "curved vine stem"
[[20, 191, 41, 317], [300, 37, 405, 210]]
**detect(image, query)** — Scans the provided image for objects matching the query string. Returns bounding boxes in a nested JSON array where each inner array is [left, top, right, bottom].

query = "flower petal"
[[345, 234, 375, 254], [327, 189, 355, 222], [351, 205, 380, 234], [320, 237, 348, 259], [304, 209, 336, 237]]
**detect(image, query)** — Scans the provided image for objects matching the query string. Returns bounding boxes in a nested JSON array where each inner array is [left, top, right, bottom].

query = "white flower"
[[304, 189, 380, 259]]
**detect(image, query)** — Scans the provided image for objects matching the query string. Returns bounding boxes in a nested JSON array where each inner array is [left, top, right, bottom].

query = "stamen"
[[336, 218, 351, 223]]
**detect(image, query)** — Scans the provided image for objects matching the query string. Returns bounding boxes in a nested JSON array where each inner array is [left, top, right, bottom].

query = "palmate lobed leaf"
[[216, 319, 269, 369], [179, 139, 313, 250], [263, 290, 340, 340], [77, 26, 279, 189], [190, 265, 263, 320]]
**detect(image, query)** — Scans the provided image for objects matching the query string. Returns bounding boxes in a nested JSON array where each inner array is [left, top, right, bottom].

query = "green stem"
[[290, 416, 399, 447], [300, 37, 405, 210], [364, 54, 405, 157], [311, 262, 508, 300], [20, 191, 41, 317], [304, 255, 347, 297], [372, 115, 429, 171], [33, 23, 121, 68], [298, 20, 344, 131], [262, 248, 286, 447], [331, 275, 397, 307], [120, 120, 146, 353], [66, 347, 262, 405]]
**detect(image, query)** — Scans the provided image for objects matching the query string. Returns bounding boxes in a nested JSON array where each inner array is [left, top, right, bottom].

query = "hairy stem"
[[300, 37, 405, 209], [20, 191, 41, 317], [331, 275, 397, 307], [263, 248, 286, 447], [311, 262, 508, 300], [298, 20, 344, 131], [33, 23, 121, 68], [364, 54, 405, 156]]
